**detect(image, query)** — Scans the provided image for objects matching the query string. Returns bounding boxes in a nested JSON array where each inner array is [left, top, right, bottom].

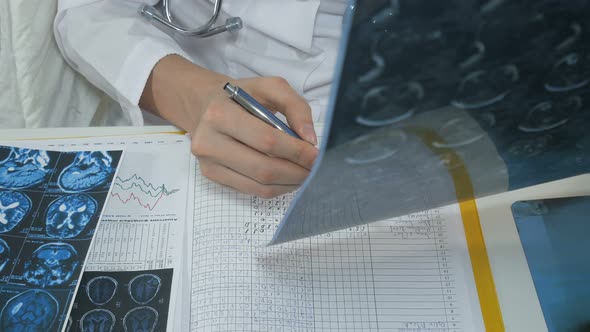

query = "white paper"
[[185, 123, 485, 331], [2, 134, 193, 332], [187, 173, 485, 331]]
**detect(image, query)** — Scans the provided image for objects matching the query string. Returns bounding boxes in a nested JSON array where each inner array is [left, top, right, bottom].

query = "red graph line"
[[110, 191, 169, 211]]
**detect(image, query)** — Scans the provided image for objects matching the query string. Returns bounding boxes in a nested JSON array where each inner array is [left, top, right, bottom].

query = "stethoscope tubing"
[[139, 0, 242, 37]]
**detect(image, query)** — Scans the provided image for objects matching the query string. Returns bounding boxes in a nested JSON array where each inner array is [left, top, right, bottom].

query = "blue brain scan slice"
[[23, 242, 80, 288], [123, 307, 158, 332], [0, 148, 51, 190], [0, 238, 10, 272], [46, 194, 97, 238], [80, 309, 115, 332], [0, 289, 59, 332], [128, 274, 161, 304], [58, 151, 114, 192], [86, 276, 118, 306], [0, 191, 32, 233]]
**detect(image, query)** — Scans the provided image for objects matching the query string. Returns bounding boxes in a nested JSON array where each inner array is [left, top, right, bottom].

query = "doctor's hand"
[[140, 55, 318, 198]]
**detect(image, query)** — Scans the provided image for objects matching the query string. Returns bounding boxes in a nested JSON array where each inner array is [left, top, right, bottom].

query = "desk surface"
[[477, 175, 590, 332], [1, 125, 588, 332]]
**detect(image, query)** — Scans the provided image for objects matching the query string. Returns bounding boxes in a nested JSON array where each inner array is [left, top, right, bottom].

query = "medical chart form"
[[187, 127, 486, 332]]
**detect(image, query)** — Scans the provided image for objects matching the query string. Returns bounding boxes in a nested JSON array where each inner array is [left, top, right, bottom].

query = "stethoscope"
[[139, 0, 242, 37]]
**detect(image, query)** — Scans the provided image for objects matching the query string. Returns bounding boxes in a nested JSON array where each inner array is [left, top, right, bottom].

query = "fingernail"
[[301, 124, 317, 145]]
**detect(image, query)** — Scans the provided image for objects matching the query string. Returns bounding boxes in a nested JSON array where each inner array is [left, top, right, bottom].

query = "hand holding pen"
[[224, 83, 303, 140], [140, 56, 318, 198]]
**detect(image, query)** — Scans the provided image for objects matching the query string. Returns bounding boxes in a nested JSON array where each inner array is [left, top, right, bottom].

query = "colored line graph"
[[110, 174, 180, 211]]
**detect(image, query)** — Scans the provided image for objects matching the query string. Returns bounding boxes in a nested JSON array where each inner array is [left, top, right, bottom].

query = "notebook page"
[[189, 175, 485, 331]]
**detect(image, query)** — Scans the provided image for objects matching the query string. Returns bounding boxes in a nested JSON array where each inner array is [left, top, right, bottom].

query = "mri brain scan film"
[[23, 242, 80, 288], [0, 289, 59, 332], [273, 0, 590, 244], [0, 148, 51, 190], [0, 146, 122, 332], [46, 194, 97, 239], [86, 276, 118, 305], [128, 274, 161, 304], [58, 151, 114, 192], [0, 238, 10, 272], [123, 307, 158, 332], [80, 309, 115, 332], [0, 191, 31, 233], [70, 269, 172, 332]]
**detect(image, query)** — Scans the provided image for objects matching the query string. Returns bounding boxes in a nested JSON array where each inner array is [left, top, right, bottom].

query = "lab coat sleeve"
[[54, 0, 188, 125]]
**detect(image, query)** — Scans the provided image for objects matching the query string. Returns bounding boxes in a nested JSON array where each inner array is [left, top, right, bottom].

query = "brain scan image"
[[0, 191, 31, 233], [0, 148, 51, 189], [80, 309, 115, 332], [518, 97, 578, 133], [0, 289, 59, 332], [23, 242, 80, 288], [451, 65, 519, 110], [129, 274, 161, 304], [344, 130, 407, 165], [0, 238, 9, 272], [86, 276, 118, 305], [123, 307, 158, 332], [431, 118, 485, 149], [545, 52, 590, 92], [58, 151, 114, 192], [46, 194, 97, 238], [355, 83, 423, 127]]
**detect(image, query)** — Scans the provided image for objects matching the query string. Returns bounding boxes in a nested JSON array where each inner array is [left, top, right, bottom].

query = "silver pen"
[[224, 83, 302, 140]]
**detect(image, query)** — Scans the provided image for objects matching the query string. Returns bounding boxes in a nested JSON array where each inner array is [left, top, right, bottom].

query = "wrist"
[[140, 54, 230, 132]]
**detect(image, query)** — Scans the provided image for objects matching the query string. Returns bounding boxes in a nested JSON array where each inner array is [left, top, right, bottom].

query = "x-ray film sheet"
[[271, 0, 590, 244], [0, 145, 123, 332], [69, 269, 173, 332]]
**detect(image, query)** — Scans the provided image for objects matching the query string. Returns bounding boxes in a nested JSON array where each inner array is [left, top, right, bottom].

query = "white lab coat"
[[0, 0, 117, 129], [54, 0, 346, 126]]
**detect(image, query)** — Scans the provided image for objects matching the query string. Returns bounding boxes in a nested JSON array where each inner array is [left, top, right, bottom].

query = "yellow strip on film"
[[410, 128, 505, 332]]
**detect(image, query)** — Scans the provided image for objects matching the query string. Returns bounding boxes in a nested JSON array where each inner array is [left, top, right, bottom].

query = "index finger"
[[218, 101, 319, 170], [245, 77, 318, 145]]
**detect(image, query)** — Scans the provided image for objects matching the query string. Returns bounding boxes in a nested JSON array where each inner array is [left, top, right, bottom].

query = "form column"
[[432, 208, 461, 332]]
